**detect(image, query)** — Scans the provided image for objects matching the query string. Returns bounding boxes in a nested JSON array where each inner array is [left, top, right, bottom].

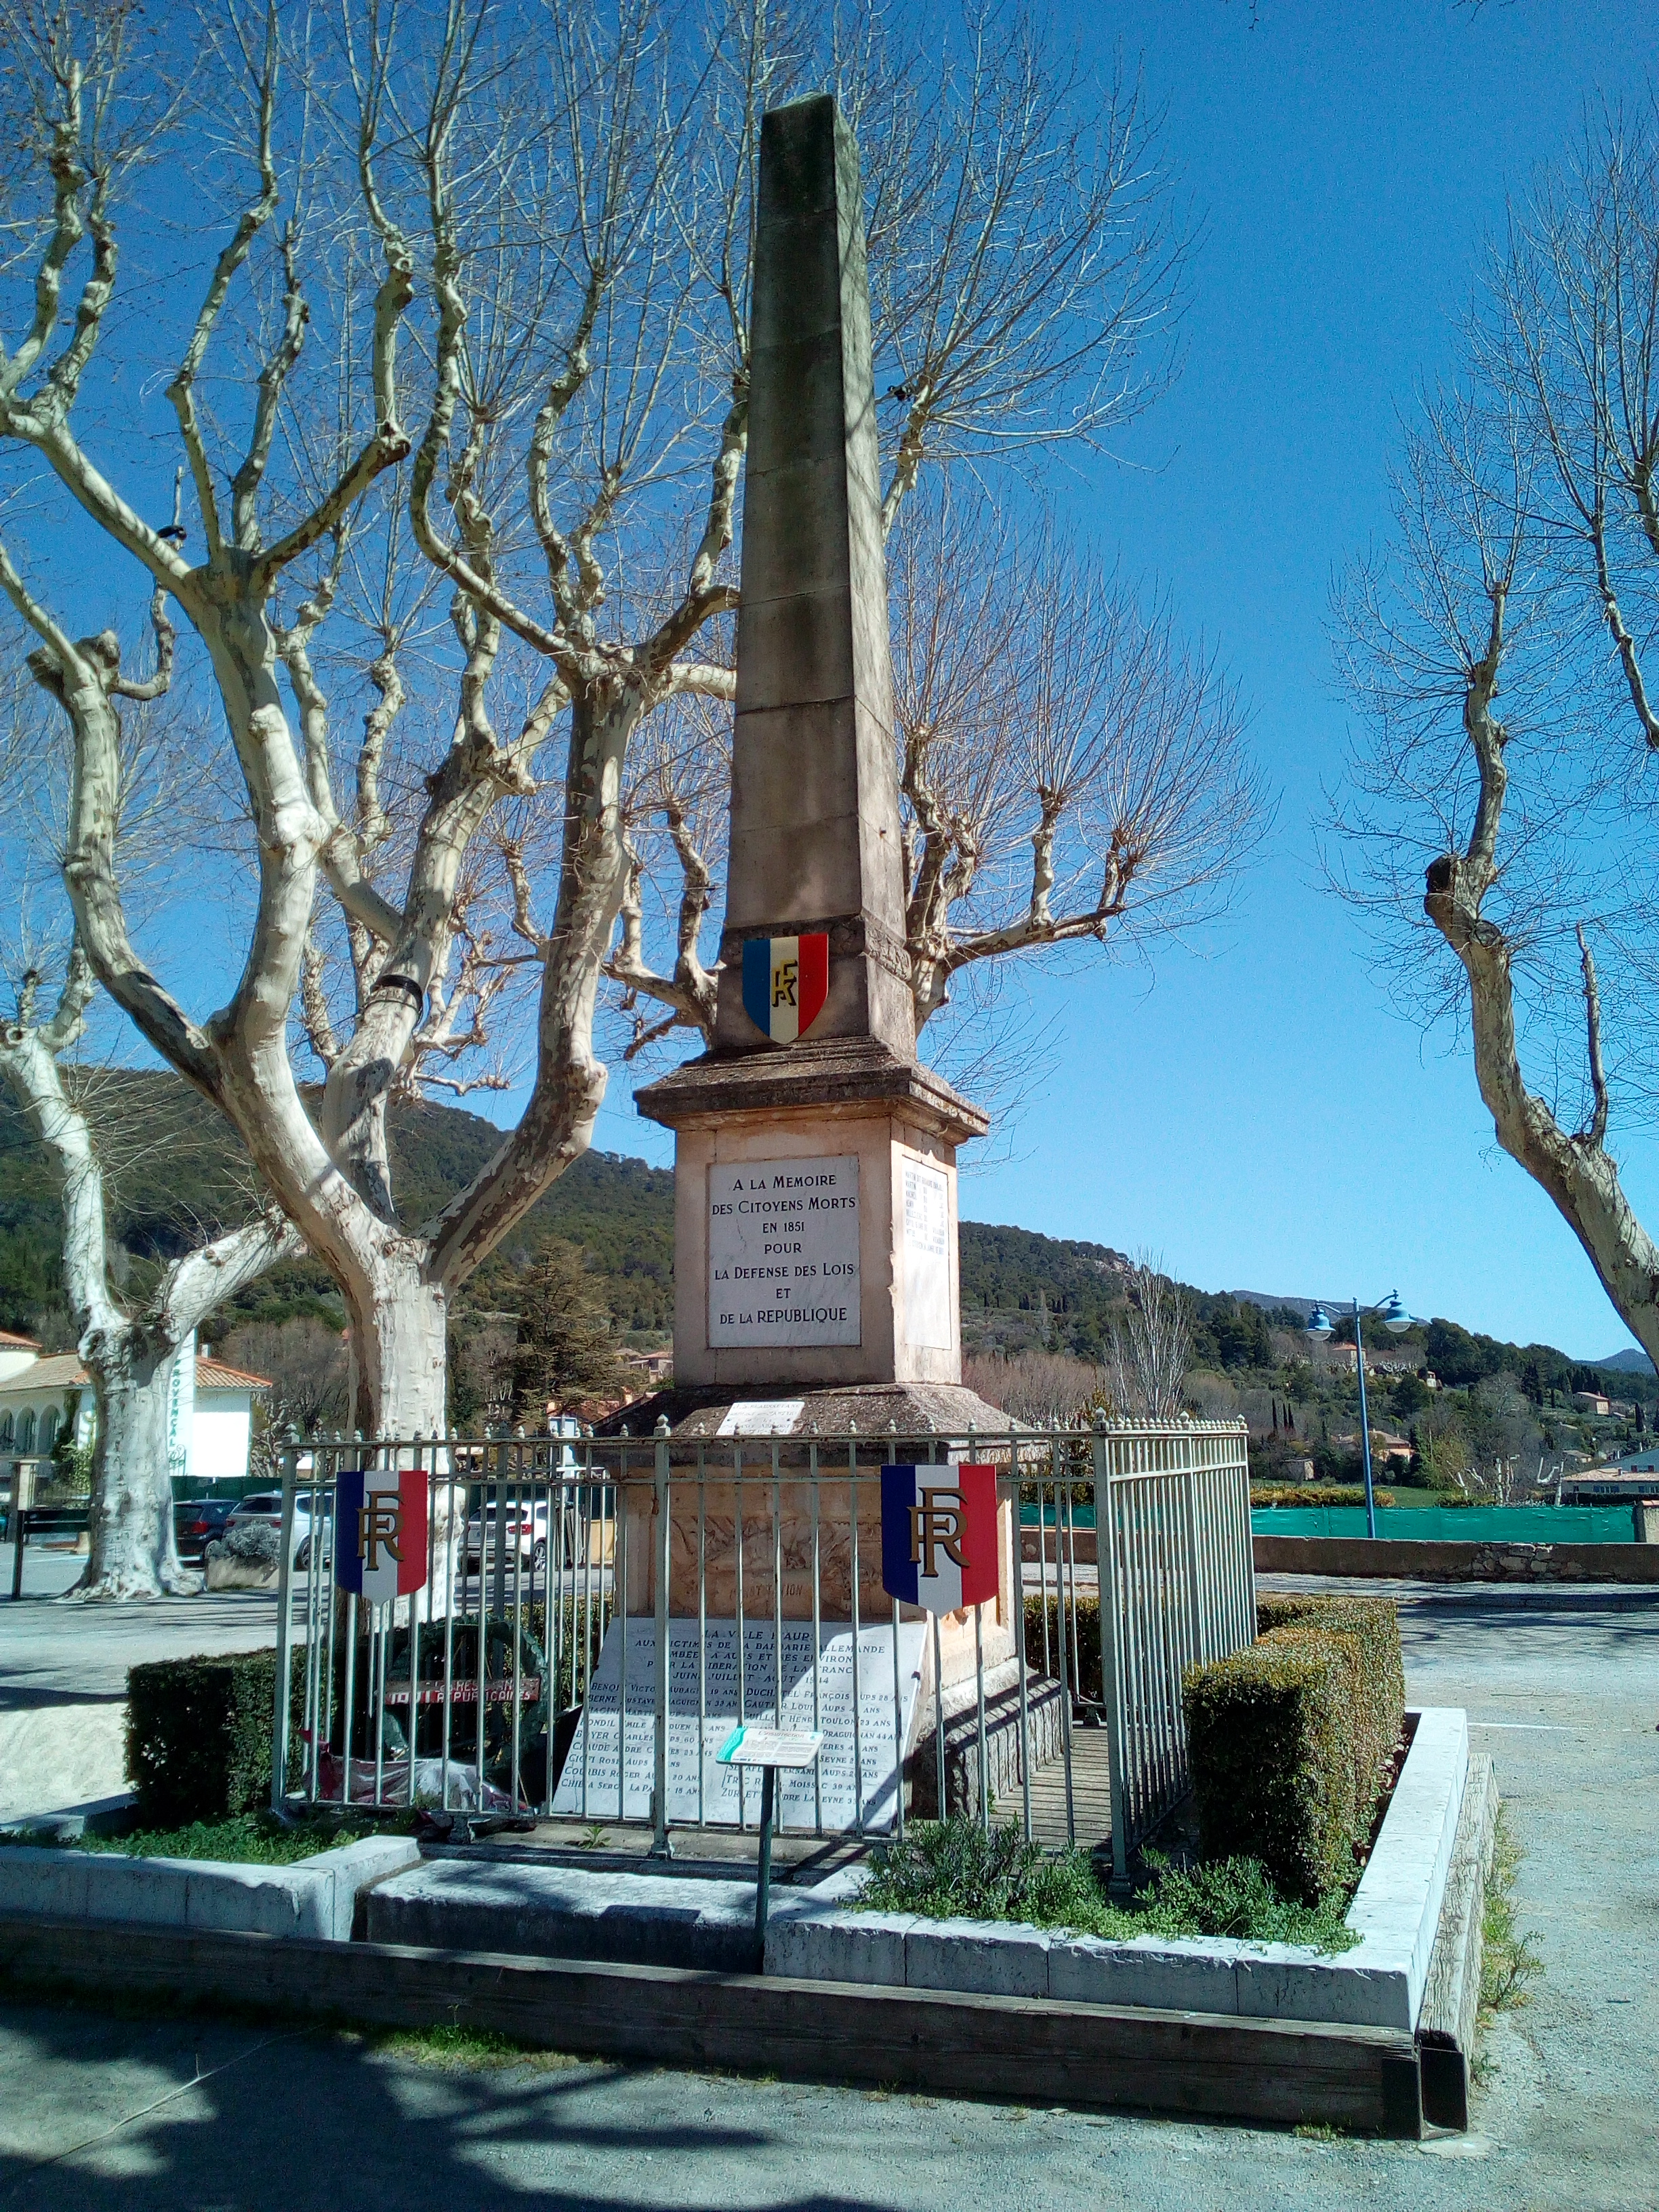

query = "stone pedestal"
[[609, 96, 1015, 1809], [638, 1039, 987, 1393]]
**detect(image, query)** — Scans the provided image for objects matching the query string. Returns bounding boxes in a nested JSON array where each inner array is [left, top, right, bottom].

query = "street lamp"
[[1306, 1292, 1416, 1538]]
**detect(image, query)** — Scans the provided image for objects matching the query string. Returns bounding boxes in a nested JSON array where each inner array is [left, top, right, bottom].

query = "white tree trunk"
[[75, 1328, 195, 1599], [346, 1258, 450, 1440], [2, 952, 300, 1600]]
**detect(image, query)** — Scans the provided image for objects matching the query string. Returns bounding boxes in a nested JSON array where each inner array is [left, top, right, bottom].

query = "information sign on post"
[[717, 1724, 824, 1961], [335, 1469, 428, 1603]]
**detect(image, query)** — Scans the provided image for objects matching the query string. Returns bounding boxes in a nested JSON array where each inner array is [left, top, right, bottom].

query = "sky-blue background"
[[591, 0, 1659, 1360], [7, 2, 1650, 1362]]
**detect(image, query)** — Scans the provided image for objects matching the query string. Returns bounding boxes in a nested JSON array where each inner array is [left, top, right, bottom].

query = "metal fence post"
[[1093, 1413, 1130, 1885], [651, 1416, 672, 1858], [270, 1429, 300, 1816]]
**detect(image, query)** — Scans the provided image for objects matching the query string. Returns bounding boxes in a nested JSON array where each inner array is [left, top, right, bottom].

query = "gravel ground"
[[1, 1579, 1655, 2211]]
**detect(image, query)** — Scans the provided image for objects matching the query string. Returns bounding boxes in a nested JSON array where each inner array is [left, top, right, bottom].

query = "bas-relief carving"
[[620, 1483, 1017, 1651]]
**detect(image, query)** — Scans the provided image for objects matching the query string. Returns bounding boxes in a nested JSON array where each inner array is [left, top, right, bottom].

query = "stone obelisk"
[[638, 93, 997, 1429]]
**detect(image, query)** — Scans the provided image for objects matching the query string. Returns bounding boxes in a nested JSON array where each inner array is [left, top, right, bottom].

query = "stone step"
[[364, 1856, 852, 1974]]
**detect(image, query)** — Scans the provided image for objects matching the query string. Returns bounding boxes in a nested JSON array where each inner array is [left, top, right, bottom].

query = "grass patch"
[[859, 1820, 1358, 1952], [68, 1811, 385, 1864], [361, 2020, 581, 2073], [1479, 1804, 1542, 2018]]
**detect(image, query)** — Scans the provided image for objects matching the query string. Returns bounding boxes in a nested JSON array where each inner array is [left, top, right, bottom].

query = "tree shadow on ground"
[[0, 1995, 905, 2212]]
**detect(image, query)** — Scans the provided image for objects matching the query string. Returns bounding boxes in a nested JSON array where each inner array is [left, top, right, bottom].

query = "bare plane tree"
[[612, 487, 1267, 1077], [0, 949, 297, 1597], [0, 0, 1193, 1437], [0, 621, 300, 1600], [1332, 105, 1659, 1364]]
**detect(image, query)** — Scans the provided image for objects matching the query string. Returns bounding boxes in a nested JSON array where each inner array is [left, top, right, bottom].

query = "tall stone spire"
[[636, 92, 987, 1406], [712, 93, 915, 1061]]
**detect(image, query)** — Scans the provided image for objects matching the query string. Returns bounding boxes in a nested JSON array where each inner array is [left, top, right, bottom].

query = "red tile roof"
[[0, 1329, 41, 1350], [0, 1351, 271, 1393], [197, 1358, 272, 1391]]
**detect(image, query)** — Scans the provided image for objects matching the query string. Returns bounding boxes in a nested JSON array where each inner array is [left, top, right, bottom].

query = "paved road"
[[0, 1556, 293, 1822], [0, 1565, 285, 1705], [1, 1579, 1656, 2209]]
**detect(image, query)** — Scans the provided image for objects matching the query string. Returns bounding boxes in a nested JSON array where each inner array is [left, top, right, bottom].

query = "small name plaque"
[[708, 1155, 861, 1348], [718, 1725, 823, 1770]]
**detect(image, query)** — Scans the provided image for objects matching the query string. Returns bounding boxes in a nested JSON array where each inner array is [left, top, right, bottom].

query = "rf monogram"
[[356, 1494, 405, 1574], [909, 1487, 968, 1580]]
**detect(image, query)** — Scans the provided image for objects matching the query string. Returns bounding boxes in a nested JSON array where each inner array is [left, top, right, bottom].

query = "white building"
[[0, 1330, 270, 1481]]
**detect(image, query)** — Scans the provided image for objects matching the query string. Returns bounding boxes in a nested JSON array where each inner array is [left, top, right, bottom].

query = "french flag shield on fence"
[[880, 1462, 999, 1616], [335, 1469, 428, 1604], [741, 933, 829, 1044]]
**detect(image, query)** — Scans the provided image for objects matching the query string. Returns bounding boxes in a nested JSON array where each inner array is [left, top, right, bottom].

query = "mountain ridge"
[[2, 1070, 1650, 1396]]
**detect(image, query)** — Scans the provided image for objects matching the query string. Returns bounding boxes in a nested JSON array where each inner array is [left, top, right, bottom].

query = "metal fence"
[[272, 1415, 1252, 1877]]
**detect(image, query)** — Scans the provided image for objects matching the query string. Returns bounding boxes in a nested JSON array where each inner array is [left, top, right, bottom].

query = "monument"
[[635, 91, 997, 1427], [558, 96, 1019, 1831]]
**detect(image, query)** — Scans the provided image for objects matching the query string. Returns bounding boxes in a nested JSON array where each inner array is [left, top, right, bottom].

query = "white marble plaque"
[[901, 1157, 952, 1350], [714, 1399, 806, 1437], [552, 1616, 926, 1830], [707, 1156, 861, 1347]]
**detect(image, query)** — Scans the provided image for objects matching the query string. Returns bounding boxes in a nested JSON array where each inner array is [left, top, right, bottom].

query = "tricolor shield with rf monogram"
[[335, 1469, 428, 1603], [880, 1463, 998, 1614], [741, 933, 829, 1044]]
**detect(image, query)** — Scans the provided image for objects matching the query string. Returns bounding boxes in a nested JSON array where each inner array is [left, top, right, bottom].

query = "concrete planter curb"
[[365, 1858, 764, 1973], [0, 1832, 419, 1942], [762, 1706, 1469, 2032]]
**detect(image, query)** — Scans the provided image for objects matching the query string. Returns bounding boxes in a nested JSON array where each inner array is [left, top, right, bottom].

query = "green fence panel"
[[1250, 1504, 1637, 1542], [1018, 1502, 1098, 1529]]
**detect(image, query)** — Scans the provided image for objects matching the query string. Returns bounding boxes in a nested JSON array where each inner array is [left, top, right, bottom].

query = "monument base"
[[637, 1038, 989, 1394], [601, 1380, 1012, 1442]]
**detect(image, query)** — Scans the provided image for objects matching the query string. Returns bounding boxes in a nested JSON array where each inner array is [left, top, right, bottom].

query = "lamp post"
[[1306, 1292, 1415, 1538]]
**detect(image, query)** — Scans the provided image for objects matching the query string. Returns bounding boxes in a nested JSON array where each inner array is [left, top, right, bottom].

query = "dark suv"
[[175, 1496, 239, 1559]]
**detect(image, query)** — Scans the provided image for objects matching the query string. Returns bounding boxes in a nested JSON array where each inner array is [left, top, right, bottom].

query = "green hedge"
[[1257, 1593, 1405, 1829], [1182, 1595, 1405, 1905], [1023, 1593, 1102, 1704], [125, 1651, 278, 1826]]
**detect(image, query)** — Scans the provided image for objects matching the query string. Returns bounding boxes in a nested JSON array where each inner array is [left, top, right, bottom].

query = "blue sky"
[[7, 2, 1651, 1362], [593, 0, 1659, 1360]]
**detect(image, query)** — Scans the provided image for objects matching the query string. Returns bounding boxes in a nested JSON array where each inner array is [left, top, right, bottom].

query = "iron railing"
[[271, 1415, 1252, 1877]]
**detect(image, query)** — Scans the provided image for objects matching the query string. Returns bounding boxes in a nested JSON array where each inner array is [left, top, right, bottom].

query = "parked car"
[[226, 1491, 327, 1570], [464, 1497, 552, 1572], [174, 1496, 238, 1559]]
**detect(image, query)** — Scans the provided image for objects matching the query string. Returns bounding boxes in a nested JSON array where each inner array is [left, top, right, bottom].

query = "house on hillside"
[[0, 1331, 270, 1488], [620, 1348, 674, 1387], [1326, 1344, 1417, 1378], [1571, 1389, 1612, 1416]]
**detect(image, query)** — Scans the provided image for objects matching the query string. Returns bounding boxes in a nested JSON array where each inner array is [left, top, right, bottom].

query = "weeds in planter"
[[67, 1811, 382, 1864], [1479, 1805, 1542, 2017], [1133, 1851, 1358, 1950], [859, 1821, 1358, 1952]]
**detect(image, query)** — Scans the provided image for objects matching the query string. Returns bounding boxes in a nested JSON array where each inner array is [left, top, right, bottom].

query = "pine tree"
[[447, 1324, 482, 1429], [507, 1244, 626, 1425]]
